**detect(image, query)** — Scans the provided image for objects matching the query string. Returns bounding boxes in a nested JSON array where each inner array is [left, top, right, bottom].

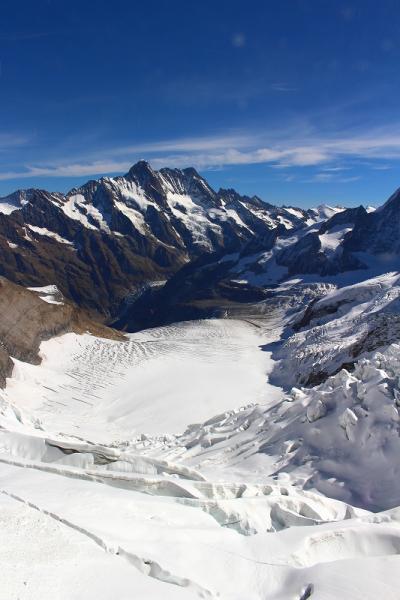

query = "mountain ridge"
[[0, 161, 334, 320], [0, 161, 394, 331]]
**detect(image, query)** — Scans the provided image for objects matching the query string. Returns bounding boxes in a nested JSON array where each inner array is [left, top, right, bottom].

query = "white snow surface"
[[0, 201, 23, 215], [273, 272, 400, 387], [0, 190, 30, 215], [307, 203, 345, 223], [5, 319, 281, 441], [319, 223, 353, 255], [26, 225, 73, 246], [1, 286, 400, 598], [61, 193, 110, 231]]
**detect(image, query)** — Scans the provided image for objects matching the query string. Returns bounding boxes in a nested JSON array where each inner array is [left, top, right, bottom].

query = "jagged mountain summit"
[[0, 161, 334, 318], [116, 191, 396, 331]]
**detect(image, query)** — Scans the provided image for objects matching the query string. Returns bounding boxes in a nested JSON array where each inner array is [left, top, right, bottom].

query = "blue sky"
[[1, 0, 400, 206]]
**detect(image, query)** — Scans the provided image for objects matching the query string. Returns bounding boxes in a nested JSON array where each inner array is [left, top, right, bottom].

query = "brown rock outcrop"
[[0, 277, 124, 386]]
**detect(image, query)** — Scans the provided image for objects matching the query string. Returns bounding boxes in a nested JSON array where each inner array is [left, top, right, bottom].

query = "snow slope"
[[4, 319, 282, 441], [1, 297, 400, 598], [2, 457, 400, 600]]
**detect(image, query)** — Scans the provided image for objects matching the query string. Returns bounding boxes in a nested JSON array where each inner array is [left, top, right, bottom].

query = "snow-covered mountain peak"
[[307, 203, 345, 222], [0, 188, 56, 215], [159, 165, 217, 204], [2, 163, 399, 320]]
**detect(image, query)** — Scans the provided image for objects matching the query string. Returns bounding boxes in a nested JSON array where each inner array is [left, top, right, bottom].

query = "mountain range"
[[2, 160, 396, 330]]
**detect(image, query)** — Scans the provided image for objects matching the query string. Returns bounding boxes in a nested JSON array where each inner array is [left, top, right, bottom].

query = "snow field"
[[5, 319, 282, 442], [1, 308, 400, 598]]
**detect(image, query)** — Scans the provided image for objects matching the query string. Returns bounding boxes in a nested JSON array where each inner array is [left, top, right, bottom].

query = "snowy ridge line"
[[0, 488, 215, 598]]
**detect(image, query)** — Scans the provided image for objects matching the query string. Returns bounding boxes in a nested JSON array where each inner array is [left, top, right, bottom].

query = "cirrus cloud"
[[2, 125, 400, 182]]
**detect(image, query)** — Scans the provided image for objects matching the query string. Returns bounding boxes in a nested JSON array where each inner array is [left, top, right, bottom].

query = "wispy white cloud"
[[0, 161, 133, 181], [310, 172, 335, 182], [372, 164, 392, 170], [307, 172, 361, 184], [105, 133, 256, 155], [3, 125, 400, 181], [320, 165, 351, 172]]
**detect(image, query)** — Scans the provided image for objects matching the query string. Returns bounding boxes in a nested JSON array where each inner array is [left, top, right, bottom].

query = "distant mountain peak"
[[124, 160, 156, 181], [182, 166, 202, 178]]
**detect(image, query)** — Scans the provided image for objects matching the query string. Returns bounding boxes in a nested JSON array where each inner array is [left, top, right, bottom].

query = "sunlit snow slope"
[[1, 310, 400, 599], [5, 319, 281, 441]]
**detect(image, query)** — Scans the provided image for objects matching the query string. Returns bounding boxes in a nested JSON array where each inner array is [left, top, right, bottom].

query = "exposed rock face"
[[0, 347, 13, 388], [117, 203, 370, 330], [114, 242, 278, 331], [0, 277, 123, 386], [344, 188, 400, 255], [276, 206, 367, 276], [0, 188, 185, 318], [114, 188, 399, 331]]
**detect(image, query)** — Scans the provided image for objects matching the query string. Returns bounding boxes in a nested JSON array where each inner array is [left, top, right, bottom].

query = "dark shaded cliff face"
[[113, 231, 280, 331], [276, 207, 368, 277], [114, 194, 400, 332], [0, 162, 311, 320], [343, 189, 400, 256], [0, 186, 186, 319]]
